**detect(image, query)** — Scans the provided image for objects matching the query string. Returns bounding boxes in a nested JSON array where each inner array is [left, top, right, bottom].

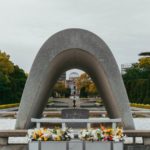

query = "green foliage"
[[139, 57, 150, 70], [52, 81, 71, 98], [0, 51, 27, 104], [80, 87, 88, 98], [77, 73, 99, 97], [64, 88, 71, 97], [8, 65, 27, 102], [123, 56, 150, 104], [0, 51, 14, 74]]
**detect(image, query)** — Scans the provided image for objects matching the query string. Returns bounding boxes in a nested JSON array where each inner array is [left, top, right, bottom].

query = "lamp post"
[[73, 83, 76, 109]]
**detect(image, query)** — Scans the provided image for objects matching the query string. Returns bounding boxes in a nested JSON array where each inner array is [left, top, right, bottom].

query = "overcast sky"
[[0, 0, 150, 77]]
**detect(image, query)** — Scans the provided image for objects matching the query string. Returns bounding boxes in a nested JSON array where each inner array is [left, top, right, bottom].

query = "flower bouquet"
[[78, 127, 124, 150], [79, 127, 124, 142], [28, 128, 73, 141]]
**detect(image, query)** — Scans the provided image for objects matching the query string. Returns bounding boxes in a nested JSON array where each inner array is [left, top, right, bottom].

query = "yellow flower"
[[44, 136, 49, 141], [38, 130, 43, 137], [33, 133, 37, 140]]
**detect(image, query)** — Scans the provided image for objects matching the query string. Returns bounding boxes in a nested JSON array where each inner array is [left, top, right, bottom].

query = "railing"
[[31, 118, 122, 129]]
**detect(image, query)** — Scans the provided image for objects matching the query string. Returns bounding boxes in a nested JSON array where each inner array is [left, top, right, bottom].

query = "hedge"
[[130, 103, 150, 109], [0, 103, 19, 109]]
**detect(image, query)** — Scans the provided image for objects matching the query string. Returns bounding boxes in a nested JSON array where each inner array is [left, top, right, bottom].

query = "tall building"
[[66, 72, 79, 96]]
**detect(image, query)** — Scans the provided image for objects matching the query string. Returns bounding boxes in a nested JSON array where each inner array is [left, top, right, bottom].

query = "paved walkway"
[[51, 98, 100, 109], [0, 107, 18, 112]]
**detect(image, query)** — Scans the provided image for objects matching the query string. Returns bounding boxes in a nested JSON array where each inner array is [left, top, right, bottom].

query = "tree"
[[52, 81, 71, 98], [0, 51, 14, 74], [139, 57, 150, 70], [123, 56, 150, 104], [76, 73, 91, 92], [80, 87, 88, 98], [139, 52, 150, 56], [0, 72, 11, 103], [89, 82, 98, 96], [9, 65, 27, 102], [76, 73, 98, 97], [0, 51, 27, 104], [64, 88, 71, 97]]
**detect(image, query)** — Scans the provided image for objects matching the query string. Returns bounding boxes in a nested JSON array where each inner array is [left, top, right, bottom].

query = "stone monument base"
[[61, 109, 89, 128]]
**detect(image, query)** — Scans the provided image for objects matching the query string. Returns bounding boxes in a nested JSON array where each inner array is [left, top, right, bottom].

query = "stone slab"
[[124, 145, 150, 150], [61, 109, 89, 128], [0, 138, 8, 146], [144, 138, 150, 145], [0, 145, 27, 150]]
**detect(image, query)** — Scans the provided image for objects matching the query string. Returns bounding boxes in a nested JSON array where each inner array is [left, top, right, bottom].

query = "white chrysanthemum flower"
[[113, 136, 120, 142]]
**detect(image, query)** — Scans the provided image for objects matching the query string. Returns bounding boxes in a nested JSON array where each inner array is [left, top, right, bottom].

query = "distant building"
[[69, 72, 79, 80], [121, 63, 132, 74], [66, 72, 79, 96], [121, 52, 150, 74]]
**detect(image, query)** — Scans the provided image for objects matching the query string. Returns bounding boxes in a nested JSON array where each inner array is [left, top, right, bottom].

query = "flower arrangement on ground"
[[28, 128, 73, 141]]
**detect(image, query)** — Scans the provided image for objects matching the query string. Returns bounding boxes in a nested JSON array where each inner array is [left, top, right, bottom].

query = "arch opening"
[[46, 49, 120, 118]]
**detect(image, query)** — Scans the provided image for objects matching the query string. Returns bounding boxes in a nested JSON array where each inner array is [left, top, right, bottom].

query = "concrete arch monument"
[[16, 28, 135, 129]]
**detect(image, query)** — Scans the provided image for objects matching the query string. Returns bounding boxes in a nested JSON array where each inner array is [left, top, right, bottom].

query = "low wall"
[[0, 144, 150, 150], [124, 145, 150, 150], [0, 130, 150, 150], [0, 145, 27, 150]]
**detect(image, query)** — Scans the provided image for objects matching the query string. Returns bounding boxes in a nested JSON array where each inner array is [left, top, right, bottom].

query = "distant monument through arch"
[[15, 28, 135, 129]]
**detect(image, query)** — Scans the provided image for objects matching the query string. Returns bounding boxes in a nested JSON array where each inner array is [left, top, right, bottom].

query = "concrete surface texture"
[[15, 28, 135, 129], [0, 145, 27, 150], [1, 144, 150, 150], [62, 109, 89, 128]]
